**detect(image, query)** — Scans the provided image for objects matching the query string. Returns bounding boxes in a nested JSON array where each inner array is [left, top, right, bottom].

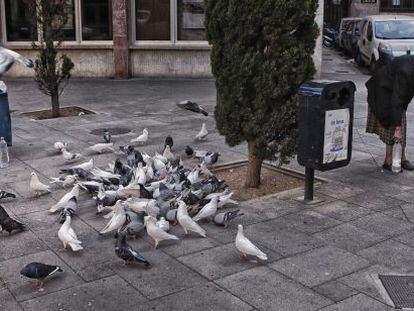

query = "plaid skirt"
[[366, 107, 407, 147]]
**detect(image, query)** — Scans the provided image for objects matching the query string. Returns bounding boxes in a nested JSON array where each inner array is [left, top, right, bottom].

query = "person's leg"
[[384, 144, 393, 165]]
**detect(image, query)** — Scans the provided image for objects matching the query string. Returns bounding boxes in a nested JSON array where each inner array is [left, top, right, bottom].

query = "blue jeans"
[[0, 91, 12, 146]]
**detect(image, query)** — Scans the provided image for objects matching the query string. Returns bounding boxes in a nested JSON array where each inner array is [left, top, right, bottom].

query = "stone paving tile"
[[135, 282, 253, 311], [2, 195, 58, 216], [357, 239, 414, 272], [392, 189, 414, 204], [0, 230, 48, 261], [349, 212, 414, 237], [111, 250, 207, 299], [344, 192, 406, 212], [312, 200, 372, 222], [318, 293, 392, 311], [0, 250, 83, 302], [0, 288, 23, 311], [216, 266, 332, 311], [393, 230, 414, 248], [379, 204, 414, 222], [313, 223, 386, 253], [317, 182, 365, 199], [20, 276, 147, 311], [269, 246, 370, 287], [338, 264, 407, 304], [177, 243, 280, 280], [313, 280, 358, 303], [271, 210, 342, 234], [239, 219, 326, 257]]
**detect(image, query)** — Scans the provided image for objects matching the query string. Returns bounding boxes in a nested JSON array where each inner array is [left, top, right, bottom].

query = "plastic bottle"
[[392, 143, 402, 173], [0, 137, 9, 169]]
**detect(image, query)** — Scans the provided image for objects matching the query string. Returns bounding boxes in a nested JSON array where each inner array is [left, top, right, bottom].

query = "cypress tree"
[[205, 0, 319, 188]]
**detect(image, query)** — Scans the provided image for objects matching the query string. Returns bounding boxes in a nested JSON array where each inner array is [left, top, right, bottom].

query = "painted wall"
[[350, 0, 379, 17], [3, 48, 114, 78]]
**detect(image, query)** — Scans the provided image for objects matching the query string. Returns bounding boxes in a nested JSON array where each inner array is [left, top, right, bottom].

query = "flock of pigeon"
[[0, 101, 268, 290]]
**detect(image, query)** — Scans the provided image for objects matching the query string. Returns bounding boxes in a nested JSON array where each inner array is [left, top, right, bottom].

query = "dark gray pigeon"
[[213, 210, 244, 228], [20, 262, 63, 288], [177, 100, 208, 116], [164, 135, 173, 150], [0, 205, 25, 234], [103, 129, 111, 143], [115, 231, 150, 266], [58, 197, 78, 224], [185, 145, 194, 157], [0, 190, 16, 201]]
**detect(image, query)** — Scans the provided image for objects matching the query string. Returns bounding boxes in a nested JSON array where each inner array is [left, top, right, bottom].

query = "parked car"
[[338, 17, 361, 49], [342, 19, 362, 57], [355, 15, 414, 72]]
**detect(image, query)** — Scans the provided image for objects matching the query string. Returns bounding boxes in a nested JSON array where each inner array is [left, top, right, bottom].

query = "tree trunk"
[[244, 140, 262, 188], [51, 93, 60, 118]]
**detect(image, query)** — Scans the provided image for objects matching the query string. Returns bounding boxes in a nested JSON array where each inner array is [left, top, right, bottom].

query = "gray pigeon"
[[115, 231, 150, 266], [103, 129, 111, 143], [177, 100, 208, 116], [0, 190, 16, 201], [122, 211, 145, 238], [58, 197, 78, 224], [0, 205, 25, 234], [20, 262, 63, 288], [213, 210, 244, 227], [166, 209, 178, 222]]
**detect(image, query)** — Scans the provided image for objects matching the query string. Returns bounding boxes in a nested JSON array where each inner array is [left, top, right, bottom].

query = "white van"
[[355, 15, 414, 72]]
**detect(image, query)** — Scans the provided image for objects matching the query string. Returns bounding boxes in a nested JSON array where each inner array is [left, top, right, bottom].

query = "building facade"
[[1, 0, 323, 79]]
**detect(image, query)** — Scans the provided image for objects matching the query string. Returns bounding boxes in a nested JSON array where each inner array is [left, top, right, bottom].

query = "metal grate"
[[379, 275, 414, 309], [90, 127, 131, 136]]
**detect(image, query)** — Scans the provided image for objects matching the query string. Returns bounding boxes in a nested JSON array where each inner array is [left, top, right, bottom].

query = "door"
[[360, 21, 373, 62]]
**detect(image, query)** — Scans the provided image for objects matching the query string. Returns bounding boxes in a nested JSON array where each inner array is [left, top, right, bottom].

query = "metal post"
[[304, 167, 314, 202]]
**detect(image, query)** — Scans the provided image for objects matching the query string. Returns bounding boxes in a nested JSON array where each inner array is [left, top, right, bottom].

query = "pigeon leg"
[[154, 241, 158, 250], [239, 253, 248, 261]]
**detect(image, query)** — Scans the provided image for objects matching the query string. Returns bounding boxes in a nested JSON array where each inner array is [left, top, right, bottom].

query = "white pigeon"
[[153, 157, 166, 171], [156, 217, 170, 232], [116, 184, 140, 198], [50, 175, 78, 188], [91, 167, 120, 182], [49, 185, 80, 213], [195, 123, 208, 140], [144, 216, 179, 249], [0, 46, 33, 77], [88, 143, 115, 154], [29, 172, 51, 196], [131, 163, 146, 185], [177, 201, 206, 237], [99, 201, 127, 235], [193, 195, 219, 222], [187, 167, 200, 184], [218, 191, 238, 208], [130, 128, 148, 145], [162, 145, 174, 161], [154, 152, 168, 164], [58, 215, 83, 252], [235, 224, 268, 261], [71, 158, 94, 171], [145, 162, 154, 180], [61, 148, 82, 162], [126, 198, 160, 217], [54, 141, 67, 152]]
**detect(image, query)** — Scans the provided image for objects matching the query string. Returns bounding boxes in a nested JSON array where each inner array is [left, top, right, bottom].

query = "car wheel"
[[369, 57, 377, 74], [355, 49, 363, 67]]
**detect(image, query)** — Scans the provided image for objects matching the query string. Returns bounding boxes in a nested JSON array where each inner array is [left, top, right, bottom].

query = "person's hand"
[[394, 126, 402, 143]]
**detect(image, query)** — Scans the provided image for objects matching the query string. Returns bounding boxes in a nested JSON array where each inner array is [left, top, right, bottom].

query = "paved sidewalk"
[[1, 49, 414, 311]]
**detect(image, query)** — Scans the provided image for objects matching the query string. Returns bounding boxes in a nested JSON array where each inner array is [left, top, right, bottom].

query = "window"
[[135, 0, 170, 40], [81, 0, 113, 40], [4, 0, 37, 41], [177, 0, 205, 41], [133, 0, 207, 43], [381, 0, 414, 12], [2, 0, 113, 43]]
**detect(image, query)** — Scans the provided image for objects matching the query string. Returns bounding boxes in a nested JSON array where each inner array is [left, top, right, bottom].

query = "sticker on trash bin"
[[323, 108, 350, 164]]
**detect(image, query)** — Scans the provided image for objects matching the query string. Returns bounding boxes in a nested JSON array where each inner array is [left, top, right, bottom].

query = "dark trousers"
[[0, 92, 12, 146]]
